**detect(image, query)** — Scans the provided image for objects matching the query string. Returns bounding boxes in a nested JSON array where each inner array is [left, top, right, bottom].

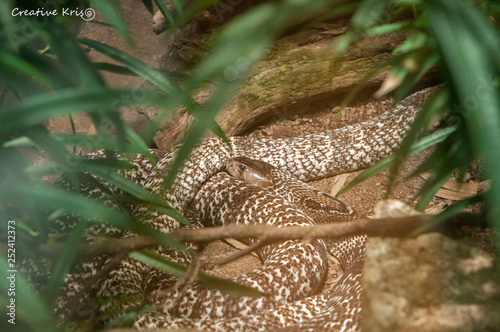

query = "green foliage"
[[1, 0, 499, 330], [338, 124, 458, 196], [340, 0, 500, 239], [0, 0, 232, 329]]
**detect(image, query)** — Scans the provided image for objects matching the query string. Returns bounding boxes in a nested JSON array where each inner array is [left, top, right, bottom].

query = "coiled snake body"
[[51, 87, 435, 331]]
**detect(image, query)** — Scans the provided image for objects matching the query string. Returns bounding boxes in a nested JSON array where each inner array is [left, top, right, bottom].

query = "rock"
[[361, 232, 500, 332]]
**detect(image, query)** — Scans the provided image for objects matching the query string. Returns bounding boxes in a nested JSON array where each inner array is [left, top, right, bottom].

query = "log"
[[218, 25, 406, 136], [152, 21, 410, 150]]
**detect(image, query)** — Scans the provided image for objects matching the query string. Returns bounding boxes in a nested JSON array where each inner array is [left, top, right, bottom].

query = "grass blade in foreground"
[[131, 251, 267, 298], [426, 0, 500, 240], [338, 126, 457, 196]]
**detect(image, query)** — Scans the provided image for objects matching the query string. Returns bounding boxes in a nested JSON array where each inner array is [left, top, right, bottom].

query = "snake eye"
[[238, 164, 246, 172]]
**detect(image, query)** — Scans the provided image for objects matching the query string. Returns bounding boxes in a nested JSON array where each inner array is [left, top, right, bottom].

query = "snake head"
[[226, 157, 274, 188]]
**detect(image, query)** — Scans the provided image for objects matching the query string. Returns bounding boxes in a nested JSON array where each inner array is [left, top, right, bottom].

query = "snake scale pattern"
[[48, 87, 435, 331]]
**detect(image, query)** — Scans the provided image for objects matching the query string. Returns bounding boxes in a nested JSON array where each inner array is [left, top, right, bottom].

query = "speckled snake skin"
[[52, 87, 435, 331]]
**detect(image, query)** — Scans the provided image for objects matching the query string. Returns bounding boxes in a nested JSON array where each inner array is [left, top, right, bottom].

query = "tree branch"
[[38, 212, 484, 261], [169, 213, 483, 243]]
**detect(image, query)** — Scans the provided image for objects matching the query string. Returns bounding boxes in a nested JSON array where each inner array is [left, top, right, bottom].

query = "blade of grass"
[[78, 38, 227, 142], [411, 193, 485, 236], [131, 250, 267, 298], [0, 69, 46, 96], [89, 169, 190, 225], [153, 0, 177, 29], [386, 87, 449, 191], [92, 0, 131, 42], [7, 184, 182, 249], [141, 0, 154, 15], [365, 22, 414, 35], [410, 129, 472, 210], [45, 23, 104, 88], [44, 219, 89, 306], [92, 62, 189, 81], [78, 38, 178, 94], [0, 257, 59, 332], [0, 53, 56, 88], [0, 88, 171, 133], [338, 125, 457, 195], [426, 0, 500, 242]]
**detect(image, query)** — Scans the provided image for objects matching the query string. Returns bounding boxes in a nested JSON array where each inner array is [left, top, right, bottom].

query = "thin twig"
[[39, 236, 157, 259], [215, 240, 267, 266]]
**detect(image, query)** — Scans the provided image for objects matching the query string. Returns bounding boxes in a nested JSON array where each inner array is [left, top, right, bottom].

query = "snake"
[[42, 86, 436, 330]]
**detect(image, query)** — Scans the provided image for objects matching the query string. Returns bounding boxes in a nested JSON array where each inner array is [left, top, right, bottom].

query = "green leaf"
[[0, 257, 59, 332], [53, 128, 152, 163], [393, 29, 429, 54], [153, 0, 178, 29], [410, 193, 485, 236], [16, 129, 185, 226], [78, 38, 178, 94], [411, 128, 471, 210], [426, 0, 500, 241], [141, 0, 154, 15], [365, 22, 414, 36], [19, 45, 76, 89], [351, 0, 389, 30], [44, 219, 89, 306], [14, 220, 40, 237], [6, 184, 181, 249], [170, 0, 184, 16], [92, 0, 131, 42], [393, 52, 439, 102], [53, 134, 124, 150], [0, 88, 170, 133], [89, 168, 190, 225], [387, 87, 449, 190], [2, 136, 36, 148], [45, 23, 104, 88], [0, 68, 46, 97], [340, 59, 391, 107], [92, 62, 190, 81], [130, 251, 267, 298], [120, 121, 156, 161], [0, 53, 56, 88], [77, 38, 229, 141]]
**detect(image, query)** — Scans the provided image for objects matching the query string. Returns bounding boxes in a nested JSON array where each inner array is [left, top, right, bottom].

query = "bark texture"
[[147, 2, 415, 149]]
